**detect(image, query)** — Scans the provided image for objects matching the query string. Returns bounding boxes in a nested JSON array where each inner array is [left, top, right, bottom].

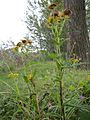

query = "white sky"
[[0, 0, 28, 45]]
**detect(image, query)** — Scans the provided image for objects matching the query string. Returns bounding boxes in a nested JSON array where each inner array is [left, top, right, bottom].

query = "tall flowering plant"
[[47, 2, 72, 120]]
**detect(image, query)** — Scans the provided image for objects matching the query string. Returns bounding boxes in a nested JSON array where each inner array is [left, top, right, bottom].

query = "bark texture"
[[64, 0, 90, 67]]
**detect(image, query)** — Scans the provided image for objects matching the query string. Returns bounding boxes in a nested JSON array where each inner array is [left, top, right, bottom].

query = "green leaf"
[[23, 75, 28, 83], [69, 85, 75, 91], [48, 53, 57, 59]]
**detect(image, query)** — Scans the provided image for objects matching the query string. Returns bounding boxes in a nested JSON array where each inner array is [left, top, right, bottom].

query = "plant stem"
[[15, 80, 20, 97], [59, 80, 65, 120], [36, 94, 41, 119]]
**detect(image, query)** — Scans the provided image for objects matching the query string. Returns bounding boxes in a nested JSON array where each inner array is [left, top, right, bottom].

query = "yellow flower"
[[47, 14, 60, 24], [12, 46, 19, 52], [27, 73, 35, 87], [70, 58, 80, 63], [74, 59, 79, 63], [8, 73, 19, 79], [47, 10, 68, 24], [27, 74, 33, 81], [47, 16, 54, 24]]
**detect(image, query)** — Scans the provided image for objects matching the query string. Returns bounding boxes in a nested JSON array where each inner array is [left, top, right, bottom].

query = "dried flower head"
[[48, 2, 59, 10], [27, 40, 32, 45], [16, 42, 22, 47], [58, 12, 65, 19], [64, 9, 72, 16], [50, 10, 59, 17], [21, 39, 28, 44]]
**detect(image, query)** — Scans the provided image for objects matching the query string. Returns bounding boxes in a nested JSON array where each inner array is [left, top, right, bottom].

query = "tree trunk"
[[64, 0, 90, 68]]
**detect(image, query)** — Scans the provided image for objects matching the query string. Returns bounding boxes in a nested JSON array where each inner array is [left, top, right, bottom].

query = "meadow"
[[0, 56, 90, 120], [0, 5, 90, 119]]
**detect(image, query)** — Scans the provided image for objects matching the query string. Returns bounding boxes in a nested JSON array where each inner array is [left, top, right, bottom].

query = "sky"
[[0, 0, 28, 45]]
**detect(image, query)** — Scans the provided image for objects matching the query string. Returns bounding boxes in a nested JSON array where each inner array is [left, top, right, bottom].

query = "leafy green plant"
[[0, 2, 90, 120]]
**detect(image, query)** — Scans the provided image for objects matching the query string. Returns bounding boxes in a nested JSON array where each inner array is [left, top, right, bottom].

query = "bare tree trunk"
[[64, 0, 90, 68]]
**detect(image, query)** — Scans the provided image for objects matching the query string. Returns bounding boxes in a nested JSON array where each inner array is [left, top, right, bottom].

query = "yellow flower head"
[[48, 10, 62, 24], [47, 16, 54, 24], [8, 73, 19, 79], [70, 58, 79, 63], [47, 9, 71, 24], [74, 59, 79, 63], [70, 54, 81, 63], [27, 73, 35, 87], [12, 46, 19, 52], [27, 74, 33, 81]]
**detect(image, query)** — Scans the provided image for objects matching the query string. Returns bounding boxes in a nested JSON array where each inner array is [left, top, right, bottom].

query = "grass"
[[0, 61, 90, 120], [0, 61, 56, 97]]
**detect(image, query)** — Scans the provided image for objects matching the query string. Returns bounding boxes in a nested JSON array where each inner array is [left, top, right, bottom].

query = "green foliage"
[[0, 62, 90, 119], [0, 1, 90, 120], [25, 0, 64, 52]]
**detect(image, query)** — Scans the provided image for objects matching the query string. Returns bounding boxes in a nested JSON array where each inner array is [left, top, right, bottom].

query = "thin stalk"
[[50, 18, 66, 120], [36, 94, 41, 119], [57, 49, 65, 120], [33, 86, 41, 119], [26, 83, 32, 112], [59, 19, 66, 37], [59, 80, 65, 120], [57, 32, 65, 120], [15, 80, 20, 97]]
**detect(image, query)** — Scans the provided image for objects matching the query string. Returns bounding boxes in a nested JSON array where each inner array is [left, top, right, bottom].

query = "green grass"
[[0, 61, 90, 120]]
